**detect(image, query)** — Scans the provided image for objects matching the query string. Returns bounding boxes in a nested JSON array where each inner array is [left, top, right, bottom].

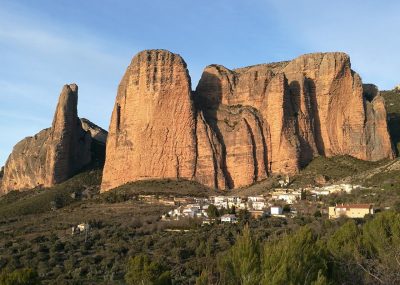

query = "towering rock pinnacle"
[[100, 50, 394, 191], [46, 84, 91, 185], [0, 84, 101, 194], [101, 50, 197, 191]]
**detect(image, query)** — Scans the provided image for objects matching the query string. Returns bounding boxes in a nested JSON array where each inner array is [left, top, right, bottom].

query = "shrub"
[[0, 268, 41, 285]]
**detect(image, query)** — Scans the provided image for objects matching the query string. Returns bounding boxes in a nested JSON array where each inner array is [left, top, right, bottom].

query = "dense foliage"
[[0, 268, 41, 285], [210, 210, 400, 284]]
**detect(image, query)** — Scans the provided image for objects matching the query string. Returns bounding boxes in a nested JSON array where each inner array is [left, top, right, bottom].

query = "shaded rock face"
[[80, 118, 107, 144], [101, 50, 394, 191], [80, 118, 108, 168], [0, 84, 103, 194]]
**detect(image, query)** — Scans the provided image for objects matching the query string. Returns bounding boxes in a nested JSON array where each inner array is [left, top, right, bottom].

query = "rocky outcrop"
[[101, 50, 197, 191], [0, 84, 104, 194], [101, 50, 394, 191], [80, 118, 108, 168], [195, 53, 394, 181], [80, 118, 107, 144], [364, 85, 394, 160]]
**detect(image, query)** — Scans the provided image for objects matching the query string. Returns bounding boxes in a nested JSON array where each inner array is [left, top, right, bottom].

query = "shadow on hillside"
[[388, 113, 400, 156]]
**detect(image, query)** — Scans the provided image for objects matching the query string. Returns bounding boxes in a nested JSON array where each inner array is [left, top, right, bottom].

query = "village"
[[131, 177, 376, 225]]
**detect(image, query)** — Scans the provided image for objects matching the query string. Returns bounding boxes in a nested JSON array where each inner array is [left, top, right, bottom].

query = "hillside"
[[382, 89, 400, 155], [2, 161, 400, 284]]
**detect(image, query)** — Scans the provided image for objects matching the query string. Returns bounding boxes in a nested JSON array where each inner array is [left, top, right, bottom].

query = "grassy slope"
[[290, 155, 388, 187], [0, 172, 216, 219], [226, 156, 389, 196], [100, 179, 214, 203], [0, 170, 102, 218]]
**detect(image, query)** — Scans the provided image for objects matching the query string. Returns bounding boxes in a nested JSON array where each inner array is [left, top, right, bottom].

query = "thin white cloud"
[[0, 2, 135, 166], [0, 19, 125, 69]]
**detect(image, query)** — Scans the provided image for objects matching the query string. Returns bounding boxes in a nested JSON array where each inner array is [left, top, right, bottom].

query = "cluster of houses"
[[154, 182, 375, 223], [161, 193, 297, 223], [307, 183, 362, 197]]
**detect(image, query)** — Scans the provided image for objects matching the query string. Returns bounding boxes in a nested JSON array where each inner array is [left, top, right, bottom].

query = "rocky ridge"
[[101, 50, 394, 191], [0, 84, 107, 194]]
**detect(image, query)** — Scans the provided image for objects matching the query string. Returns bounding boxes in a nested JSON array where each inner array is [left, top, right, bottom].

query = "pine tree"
[[261, 227, 328, 285], [217, 224, 261, 285]]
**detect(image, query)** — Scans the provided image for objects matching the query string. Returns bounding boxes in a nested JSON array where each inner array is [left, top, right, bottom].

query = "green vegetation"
[[0, 268, 41, 285], [290, 155, 387, 187], [0, 170, 101, 218], [0, 194, 300, 284], [125, 255, 171, 285], [318, 164, 400, 209], [217, 225, 260, 285], [382, 89, 400, 155], [382, 89, 400, 115], [213, 210, 400, 284], [234, 155, 394, 197], [1, 139, 400, 283], [4, 188, 399, 285], [100, 179, 213, 203], [261, 227, 327, 284]]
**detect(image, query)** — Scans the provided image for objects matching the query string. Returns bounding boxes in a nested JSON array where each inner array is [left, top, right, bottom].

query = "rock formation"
[[0, 84, 106, 194], [100, 50, 394, 191], [80, 118, 108, 168], [101, 50, 197, 191], [81, 118, 107, 144]]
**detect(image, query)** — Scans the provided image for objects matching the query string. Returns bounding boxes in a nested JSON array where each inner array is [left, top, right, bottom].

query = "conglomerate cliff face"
[[101, 50, 394, 191], [100, 50, 197, 191], [0, 84, 105, 194]]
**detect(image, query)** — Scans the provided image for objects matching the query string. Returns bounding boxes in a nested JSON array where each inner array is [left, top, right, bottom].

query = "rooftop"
[[335, 204, 373, 209]]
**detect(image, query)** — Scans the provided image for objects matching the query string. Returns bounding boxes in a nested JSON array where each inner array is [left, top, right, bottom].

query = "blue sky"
[[0, 0, 399, 166]]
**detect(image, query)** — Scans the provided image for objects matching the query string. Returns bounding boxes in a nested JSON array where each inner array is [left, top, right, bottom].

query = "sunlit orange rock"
[[101, 50, 394, 191], [0, 84, 100, 194]]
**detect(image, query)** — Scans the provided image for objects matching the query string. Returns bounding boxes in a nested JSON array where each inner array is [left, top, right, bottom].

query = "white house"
[[220, 214, 238, 223], [238, 202, 248, 210], [248, 196, 265, 202], [72, 223, 90, 235], [227, 196, 242, 208], [182, 206, 199, 218], [211, 196, 228, 209], [77, 223, 90, 232], [270, 206, 283, 216], [312, 184, 359, 196], [278, 193, 297, 204], [250, 201, 267, 210]]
